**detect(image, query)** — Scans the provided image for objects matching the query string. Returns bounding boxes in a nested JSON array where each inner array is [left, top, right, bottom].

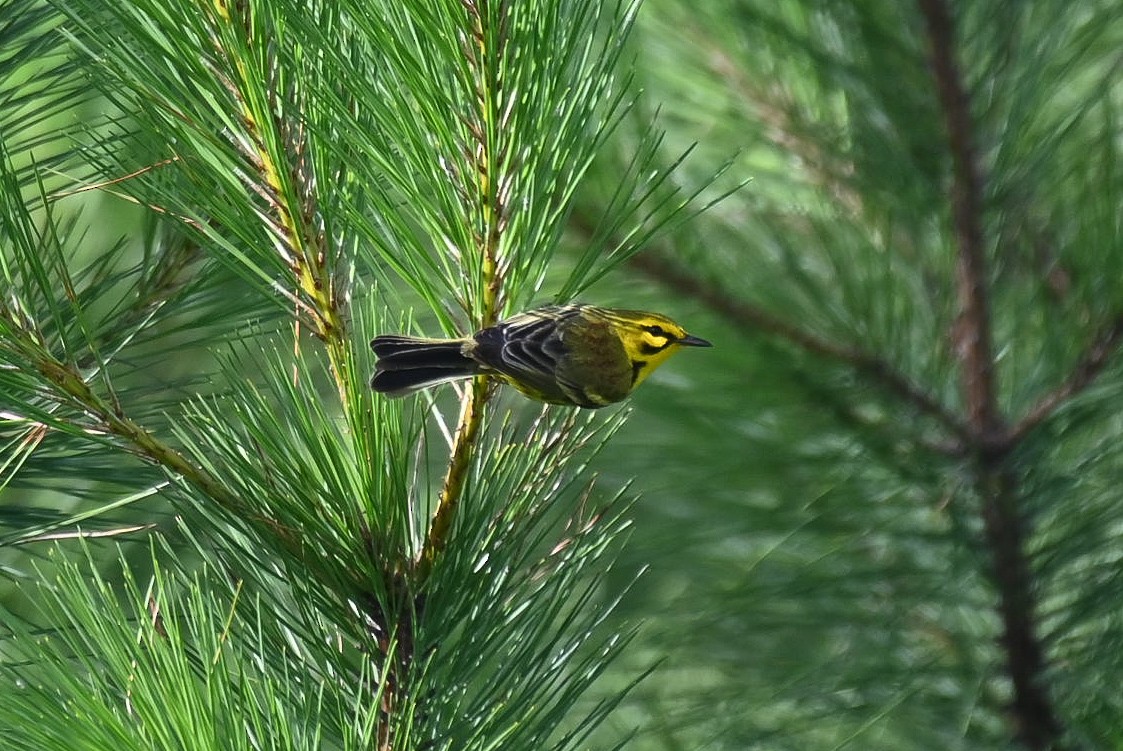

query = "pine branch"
[[918, 1, 1063, 748], [626, 251, 971, 444], [208, 1, 352, 400], [977, 467, 1063, 751], [918, 0, 1002, 443], [30, 351, 241, 514], [420, 0, 512, 576], [405, 1, 519, 746], [1006, 314, 1123, 445], [423, 377, 491, 571]]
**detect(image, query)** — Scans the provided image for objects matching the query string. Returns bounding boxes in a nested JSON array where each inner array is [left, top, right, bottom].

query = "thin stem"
[[30, 349, 309, 559], [399, 0, 511, 742], [32, 354, 241, 513], [421, 376, 489, 573], [1006, 314, 1123, 445], [978, 468, 1064, 750], [918, 1, 1063, 748], [467, 0, 506, 326], [418, 0, 510, 577]]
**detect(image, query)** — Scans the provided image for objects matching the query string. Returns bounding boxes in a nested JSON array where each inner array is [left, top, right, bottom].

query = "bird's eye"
[[644, 324, 667, 337]]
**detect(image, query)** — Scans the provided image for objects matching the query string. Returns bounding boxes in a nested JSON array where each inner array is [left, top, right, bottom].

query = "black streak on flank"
[[631, 359, 648, 385]]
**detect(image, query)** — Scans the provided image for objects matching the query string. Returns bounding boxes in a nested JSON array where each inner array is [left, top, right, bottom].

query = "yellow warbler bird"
[[370, 304, 711, 408]]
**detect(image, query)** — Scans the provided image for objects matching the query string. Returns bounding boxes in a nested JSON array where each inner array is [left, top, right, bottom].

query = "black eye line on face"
[[641, 323, 680, 348]]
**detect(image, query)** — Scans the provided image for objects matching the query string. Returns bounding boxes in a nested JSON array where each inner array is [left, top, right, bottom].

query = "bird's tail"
[[369, 335, 480, 397]]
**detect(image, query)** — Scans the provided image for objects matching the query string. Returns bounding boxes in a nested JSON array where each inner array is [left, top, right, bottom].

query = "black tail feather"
[[369, 335, 479, 397]]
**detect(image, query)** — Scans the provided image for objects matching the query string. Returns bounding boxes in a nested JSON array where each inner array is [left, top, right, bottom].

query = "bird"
[[369, 304, 711, 408]]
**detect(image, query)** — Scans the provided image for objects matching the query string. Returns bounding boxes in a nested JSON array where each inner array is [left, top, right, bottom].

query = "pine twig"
[[421, 377, 491, 573], [418, 0, 510, 577], [209, 1, 352, 400], [627, 252, 971, 444], [1006, 314, 1123, 445], [30, 354, 242, 514], [918, 0, 1002, 444], [406, 0, 512, 744], [918, 1, 1063, 748]]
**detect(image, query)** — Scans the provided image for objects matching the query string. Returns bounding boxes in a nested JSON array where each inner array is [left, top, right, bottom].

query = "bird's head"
[[610, 310, 711, 386]]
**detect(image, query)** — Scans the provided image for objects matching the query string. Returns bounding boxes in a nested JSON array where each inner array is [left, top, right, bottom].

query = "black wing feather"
[[472, 307, 579, 401]]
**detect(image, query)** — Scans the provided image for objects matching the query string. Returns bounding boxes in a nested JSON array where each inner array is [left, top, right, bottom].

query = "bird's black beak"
[[679, 334, 712, 347]]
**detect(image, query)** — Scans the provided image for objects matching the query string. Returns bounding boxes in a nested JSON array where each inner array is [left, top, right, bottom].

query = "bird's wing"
[[554, 314, 631, 406], [498, 307, 570, 377], [504, 309, 623, 407], [500, 313, 565, 374], [473, 307, 576, 401]]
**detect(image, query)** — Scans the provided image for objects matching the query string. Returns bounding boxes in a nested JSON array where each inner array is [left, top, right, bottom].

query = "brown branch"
[[1006, 314, 1123, 445], [627, 253, 971, 443], [918, 0, 1002, 442], [31, 355, 243, 514], [978, 468, 1064, 750], [919, 2, 1063, 749]]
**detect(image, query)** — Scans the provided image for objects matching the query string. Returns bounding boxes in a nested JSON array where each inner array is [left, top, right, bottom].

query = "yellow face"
[[611, 311, 711, 387]]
